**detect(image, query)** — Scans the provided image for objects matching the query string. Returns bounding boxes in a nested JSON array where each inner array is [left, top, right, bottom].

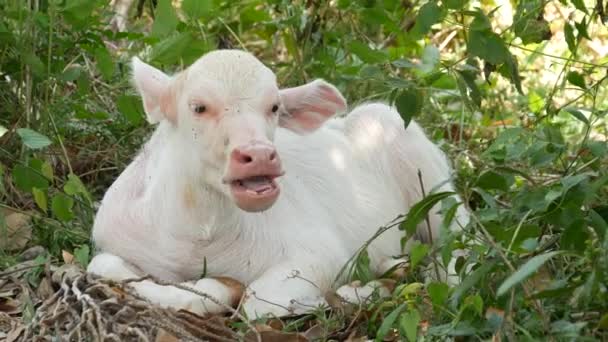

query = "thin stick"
[[417, 169, 442, 281]]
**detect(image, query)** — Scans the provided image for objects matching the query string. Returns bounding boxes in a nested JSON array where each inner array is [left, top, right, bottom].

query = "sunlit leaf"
[[410, 242, 430, 269], [117, 95, 145, 125], [347, 41, 388, 64], [51, 193, 74, 222], [400, 192, 456, 238], [411, 1, 444, 38], [497, 251, 563, 296], [32, 187, 48, 213], [566, 71, 586, 89], [151, 0, 179, 38], [95, 47, 114, 81], [375, 303, 406, 342], [428, 282, 449, 306], [399, 309, 421, 341], [395, 88, 423, 129]]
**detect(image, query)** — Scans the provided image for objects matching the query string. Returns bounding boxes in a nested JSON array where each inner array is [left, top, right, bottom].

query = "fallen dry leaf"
[[244, 328, 309, 342], [0, 298, 21, 314], [303, 323, 325, 340], [344, 330, 369, 342], [19, 245, 46, 261], [6, 324, 25, 342], [62, 250, 74, 264], [36, 277, 55, 301], [0, 209, 32, 251], [155, 329, 180, 342]]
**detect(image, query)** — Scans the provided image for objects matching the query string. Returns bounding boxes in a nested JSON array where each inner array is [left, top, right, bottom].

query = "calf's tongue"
[[241, 176, 273, 192]]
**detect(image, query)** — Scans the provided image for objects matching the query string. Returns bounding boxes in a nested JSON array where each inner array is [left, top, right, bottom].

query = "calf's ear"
[[279, 79, 346, 134], [131, 57, 176, 124]]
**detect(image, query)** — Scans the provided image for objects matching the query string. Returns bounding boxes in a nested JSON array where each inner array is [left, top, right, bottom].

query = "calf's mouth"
[[223, 172, 283, 212]]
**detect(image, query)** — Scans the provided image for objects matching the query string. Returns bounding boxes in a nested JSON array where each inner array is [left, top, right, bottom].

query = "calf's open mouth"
[[230, 175, 279, 196], [224, 172, 283, 212]]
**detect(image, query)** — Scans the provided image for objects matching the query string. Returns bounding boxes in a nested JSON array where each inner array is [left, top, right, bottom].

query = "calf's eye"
[[272, 104, 280, 112], [193, 105, 206, 114]]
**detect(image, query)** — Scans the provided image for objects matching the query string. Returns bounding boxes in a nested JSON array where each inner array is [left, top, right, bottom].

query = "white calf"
[[87, 49, 468, 318]]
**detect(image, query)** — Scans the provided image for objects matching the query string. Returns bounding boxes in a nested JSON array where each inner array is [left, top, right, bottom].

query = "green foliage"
[[1, 0, 607, 340]]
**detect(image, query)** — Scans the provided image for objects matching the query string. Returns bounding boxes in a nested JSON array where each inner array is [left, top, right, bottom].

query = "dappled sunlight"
[[329, 146, 346, 171]]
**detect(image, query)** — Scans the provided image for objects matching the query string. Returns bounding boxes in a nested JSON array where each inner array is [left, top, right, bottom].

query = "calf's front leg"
[[243, 259, 332, 318], [87, 253, 244, 315]]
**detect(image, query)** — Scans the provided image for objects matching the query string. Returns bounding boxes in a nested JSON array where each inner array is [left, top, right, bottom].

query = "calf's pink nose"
[[231, 145, 278, 166], [228, 143, 283, 179]]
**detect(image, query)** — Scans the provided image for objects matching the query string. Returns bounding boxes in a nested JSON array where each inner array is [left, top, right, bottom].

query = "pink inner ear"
[[318, 84, 346, 111], [282, 111, 327, 132], [279, 80, 347, 134], [159, 90, 177, 123]]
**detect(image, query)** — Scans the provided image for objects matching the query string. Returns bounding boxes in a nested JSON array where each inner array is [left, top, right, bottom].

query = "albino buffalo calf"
[[87, 49, 468, 318]]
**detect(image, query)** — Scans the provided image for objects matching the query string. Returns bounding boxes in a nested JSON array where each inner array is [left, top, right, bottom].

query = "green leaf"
[[59, 65, 82, 82], [462, 294, 483, 316], [515, 18, 551, 44], [16, 128, 52, 149], [427, 282, 449, 306], [564, 108, 589, 125], [419, 45, 440, 73], [505, 54, 523, 95], [497, 251, 563, 296], [32, 188, 48, 213], [467, 30, 510, 65], [64, 173, 92, 204], [23, 53, 46, 78], [476, 170, 512, 192], [443, 0, 468, 9], [410, 242, 430, 269], [74, 244, 90, 267], [51, 193, 74, 222], [411, 1, 444, 38], [94, 47, 114, 81], [151, 0, 179, 38], [451, 260, 497, 305], [150, 32, 198, 65], [566, 71, 586, 89], [347, 41, 388, 64], [467, 11, 492, 31], [456, 70, 481, 108], [353, 249, 374, 283], [0, 125, 7, 138], [395, 88, 423, 128], [375, 303, 407, 342], [12, 165, 49, 192], [575, 18, 591, 40], [40, 161, 53, 181], [62, 0, 96, 27], [181, 0, 214, 19], [570, 0, 588, 14], [117, 95, 145, 125], [399, 309, 421, 342], [400, 192, 456, 238], [361, 8, 399, 31], [564, 23, 576, 54], [528, 91, 545, 112], [512, 0, 551, 44]]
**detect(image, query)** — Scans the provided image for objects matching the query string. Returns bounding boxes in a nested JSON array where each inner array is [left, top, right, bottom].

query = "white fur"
[[87, 50, 469, 318]]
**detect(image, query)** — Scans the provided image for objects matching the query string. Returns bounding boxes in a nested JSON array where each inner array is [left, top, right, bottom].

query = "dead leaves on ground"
[[0, 208, 32, 251]]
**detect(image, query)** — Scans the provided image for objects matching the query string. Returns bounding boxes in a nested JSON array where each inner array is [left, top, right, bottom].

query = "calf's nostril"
[[243, 155, 253, 163], [269, 151, 277, 161]]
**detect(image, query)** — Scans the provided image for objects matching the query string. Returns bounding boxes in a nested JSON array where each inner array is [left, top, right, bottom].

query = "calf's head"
[[131, 50, 346, 212]]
